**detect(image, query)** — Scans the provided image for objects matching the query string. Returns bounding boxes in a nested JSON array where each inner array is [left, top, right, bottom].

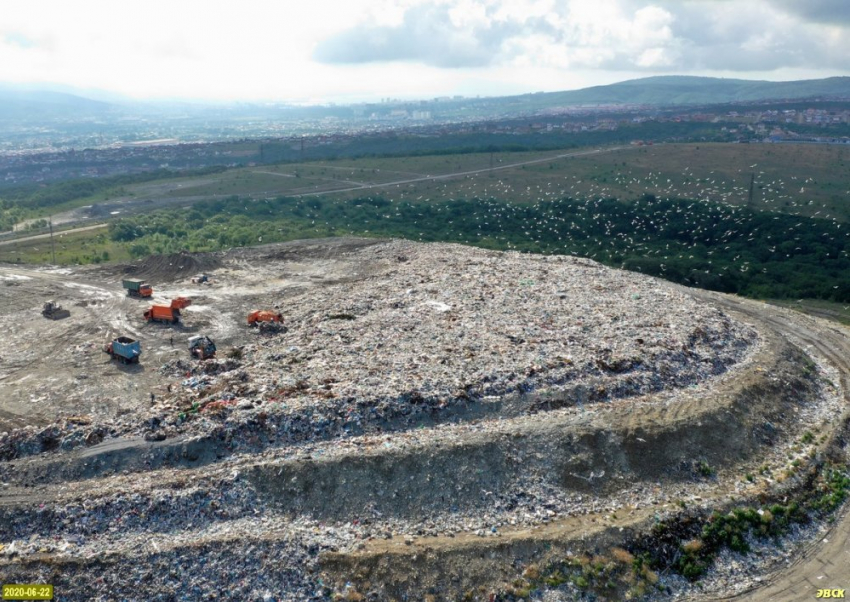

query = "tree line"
[[108, 192, 850, 302]]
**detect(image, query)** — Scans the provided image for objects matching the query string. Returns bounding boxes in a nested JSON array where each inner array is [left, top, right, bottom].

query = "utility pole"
[[49, 217, 56, 264]]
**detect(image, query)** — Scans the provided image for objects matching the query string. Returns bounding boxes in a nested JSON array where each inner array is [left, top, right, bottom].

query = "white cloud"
[[314, 0, 685, 71], [0, 0, 847, 102]]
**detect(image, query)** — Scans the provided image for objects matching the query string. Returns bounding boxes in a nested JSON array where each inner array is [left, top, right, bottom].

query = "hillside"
[[496, 75, 850, 111], [0, 85, 113, 120], [3, 75, 849, 126]]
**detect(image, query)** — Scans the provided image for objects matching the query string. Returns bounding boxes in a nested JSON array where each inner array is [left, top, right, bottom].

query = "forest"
[[107, 192, 850, 302]]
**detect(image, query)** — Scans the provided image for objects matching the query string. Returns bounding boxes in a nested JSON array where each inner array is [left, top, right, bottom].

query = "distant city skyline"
[[1, 0, 849, 104]]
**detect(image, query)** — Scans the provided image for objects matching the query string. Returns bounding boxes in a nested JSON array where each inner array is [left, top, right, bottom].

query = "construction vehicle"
[[191, 274, 209, 284], [41, 300, 71, 320], [188, 335, 216, 360], [247, 310, 283, 326], [103, 336, 141, 364], [123, 279, 153, 298], [144, 297, 192, 324]]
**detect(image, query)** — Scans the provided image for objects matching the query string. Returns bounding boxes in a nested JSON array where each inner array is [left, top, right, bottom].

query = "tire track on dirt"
[[683, 289, 850, 602]]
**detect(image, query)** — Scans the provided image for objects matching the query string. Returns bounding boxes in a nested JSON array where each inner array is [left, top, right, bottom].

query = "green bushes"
[[670, 464, 849, 581], [502, 465, 848, 597], [812, 468, 850, 514], [503, 552, 663, 600], [698, 461, 716, 477], [104, 192, 850, 301]]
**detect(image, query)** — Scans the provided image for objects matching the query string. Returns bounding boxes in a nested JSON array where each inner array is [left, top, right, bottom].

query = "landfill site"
[[0, 237, 848, 601]]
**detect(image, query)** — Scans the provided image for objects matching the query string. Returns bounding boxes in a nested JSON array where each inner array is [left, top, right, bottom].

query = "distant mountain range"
[[3, 75, 850, 119], [0, 85, 114, 120], [2, 75, 850, 141], [498, 75, 850, 111]]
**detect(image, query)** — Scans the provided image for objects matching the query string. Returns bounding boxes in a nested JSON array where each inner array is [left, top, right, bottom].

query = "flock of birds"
[[304, 156, 849, 280]]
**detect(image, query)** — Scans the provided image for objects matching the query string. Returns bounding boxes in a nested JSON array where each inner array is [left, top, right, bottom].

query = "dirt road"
[[13, 146, 633, 236], [0, 223, 108, 247], [685, 289, 850, 602]]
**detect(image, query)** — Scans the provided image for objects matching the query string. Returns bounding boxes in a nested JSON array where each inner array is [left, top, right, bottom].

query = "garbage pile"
[[236, 241, 757, 417], [1, 241, 760, 463], [1, 240, 790, 601], [120, 251, 223, 282], [128, 241, 759, 454]]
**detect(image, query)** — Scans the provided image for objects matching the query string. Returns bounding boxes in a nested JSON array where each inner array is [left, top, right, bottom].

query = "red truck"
[[123, 279, 153, 298], [247, 310, 283, 326], [144, 297, 191, 324]]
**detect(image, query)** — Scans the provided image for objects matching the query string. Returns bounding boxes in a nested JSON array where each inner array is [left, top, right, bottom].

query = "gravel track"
[[680, 289, 850, 602]]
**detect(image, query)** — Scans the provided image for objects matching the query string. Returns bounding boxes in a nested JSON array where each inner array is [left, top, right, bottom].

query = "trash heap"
[[1, 241, 759, 462], [233, 240, 757, 417], [0, 240, 784, 601]]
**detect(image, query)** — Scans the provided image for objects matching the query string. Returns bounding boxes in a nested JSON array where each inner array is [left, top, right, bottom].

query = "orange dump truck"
[[247, 310, 283, 326], [144, 297, 192, 324], [170, 297, 192, 310], [122, 279, 153, 298]]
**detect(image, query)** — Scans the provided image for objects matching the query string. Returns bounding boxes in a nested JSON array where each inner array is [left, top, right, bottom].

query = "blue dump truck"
[[104, 336, 141, 364]]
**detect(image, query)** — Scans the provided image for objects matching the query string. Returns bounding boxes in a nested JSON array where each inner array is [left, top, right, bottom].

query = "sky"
[[1, 0, 849, 104]]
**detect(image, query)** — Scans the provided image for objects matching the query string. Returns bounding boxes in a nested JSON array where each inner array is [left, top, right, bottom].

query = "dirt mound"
[[122, 251, 223, 282], [234, 236, 385, 262]]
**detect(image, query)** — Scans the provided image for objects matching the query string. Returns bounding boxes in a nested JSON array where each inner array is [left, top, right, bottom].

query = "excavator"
[[188, 335, 216, 360]]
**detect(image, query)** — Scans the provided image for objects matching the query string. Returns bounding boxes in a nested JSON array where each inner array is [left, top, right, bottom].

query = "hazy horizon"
[[1, 0, 849, 105], [5, 72, 850, 108]]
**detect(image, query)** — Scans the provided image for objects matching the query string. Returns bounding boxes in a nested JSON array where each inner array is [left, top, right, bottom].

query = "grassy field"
[[10, 143, 848, 229], [31, 174, 228, 217], [3, 142, 849, 304], [0, 226, 131, 265], [158, 149, 567, 199], [766, 299, 850, 326], [121, 143, 850, 222]]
